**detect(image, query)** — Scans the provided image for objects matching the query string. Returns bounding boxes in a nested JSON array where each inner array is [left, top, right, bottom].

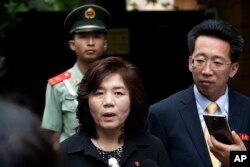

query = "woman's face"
[[88, 73, 130, 132]]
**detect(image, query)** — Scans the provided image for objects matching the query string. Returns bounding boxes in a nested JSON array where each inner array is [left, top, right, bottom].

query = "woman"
[[60, 56, 171, 167]]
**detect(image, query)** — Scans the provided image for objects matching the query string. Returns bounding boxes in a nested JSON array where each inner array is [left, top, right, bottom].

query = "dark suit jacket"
[[146, 85, 250, 167], [60, 132, 171, 167]]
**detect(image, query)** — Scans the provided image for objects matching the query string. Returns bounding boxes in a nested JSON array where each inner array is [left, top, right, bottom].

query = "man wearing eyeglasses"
[[146, 19, 250, 167]]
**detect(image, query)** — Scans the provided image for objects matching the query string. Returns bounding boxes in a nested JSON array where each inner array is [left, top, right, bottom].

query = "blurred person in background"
[[0, 98, 61, 167]]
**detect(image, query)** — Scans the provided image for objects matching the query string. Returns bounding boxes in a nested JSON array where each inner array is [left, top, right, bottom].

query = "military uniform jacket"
[[42, 64, 83, 142], [60, 132, 171, 167]]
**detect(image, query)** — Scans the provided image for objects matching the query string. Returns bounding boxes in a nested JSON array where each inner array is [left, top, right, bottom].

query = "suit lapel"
[[228, 90, 243, 131], [179, 86, 212, 167]]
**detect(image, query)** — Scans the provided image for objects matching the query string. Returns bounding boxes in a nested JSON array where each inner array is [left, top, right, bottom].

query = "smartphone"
[[203, 114, 234, 144]]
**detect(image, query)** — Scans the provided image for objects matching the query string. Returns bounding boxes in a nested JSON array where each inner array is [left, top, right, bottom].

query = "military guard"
[[41, 4, 112, 143]]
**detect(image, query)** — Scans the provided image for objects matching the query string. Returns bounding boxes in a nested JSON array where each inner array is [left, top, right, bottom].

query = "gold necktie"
[[204, 102, 219, 167]]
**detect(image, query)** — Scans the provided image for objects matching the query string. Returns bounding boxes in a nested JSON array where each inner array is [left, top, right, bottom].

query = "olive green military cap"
[[64, 4, 112, 34]]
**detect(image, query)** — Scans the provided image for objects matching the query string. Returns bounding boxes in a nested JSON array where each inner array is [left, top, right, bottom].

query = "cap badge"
[[84, 7, 95, 19]]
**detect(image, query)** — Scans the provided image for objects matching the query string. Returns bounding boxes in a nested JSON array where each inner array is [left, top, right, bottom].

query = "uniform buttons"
[[74, 79, 79, 84]]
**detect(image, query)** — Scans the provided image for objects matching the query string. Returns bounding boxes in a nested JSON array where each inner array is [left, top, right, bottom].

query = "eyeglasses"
[[192, 58, 231, 70]]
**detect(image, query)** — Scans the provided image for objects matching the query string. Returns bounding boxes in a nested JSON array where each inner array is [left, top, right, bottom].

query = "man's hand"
[[43, 129, 61, 150], [208, 130, 247, 167]]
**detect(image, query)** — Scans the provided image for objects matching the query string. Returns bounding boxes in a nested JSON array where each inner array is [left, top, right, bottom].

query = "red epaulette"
[[48, 71, 71, 86]]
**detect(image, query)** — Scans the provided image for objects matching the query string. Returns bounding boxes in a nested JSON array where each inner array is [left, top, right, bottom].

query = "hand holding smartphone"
[[203, 114, 234, 145]]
